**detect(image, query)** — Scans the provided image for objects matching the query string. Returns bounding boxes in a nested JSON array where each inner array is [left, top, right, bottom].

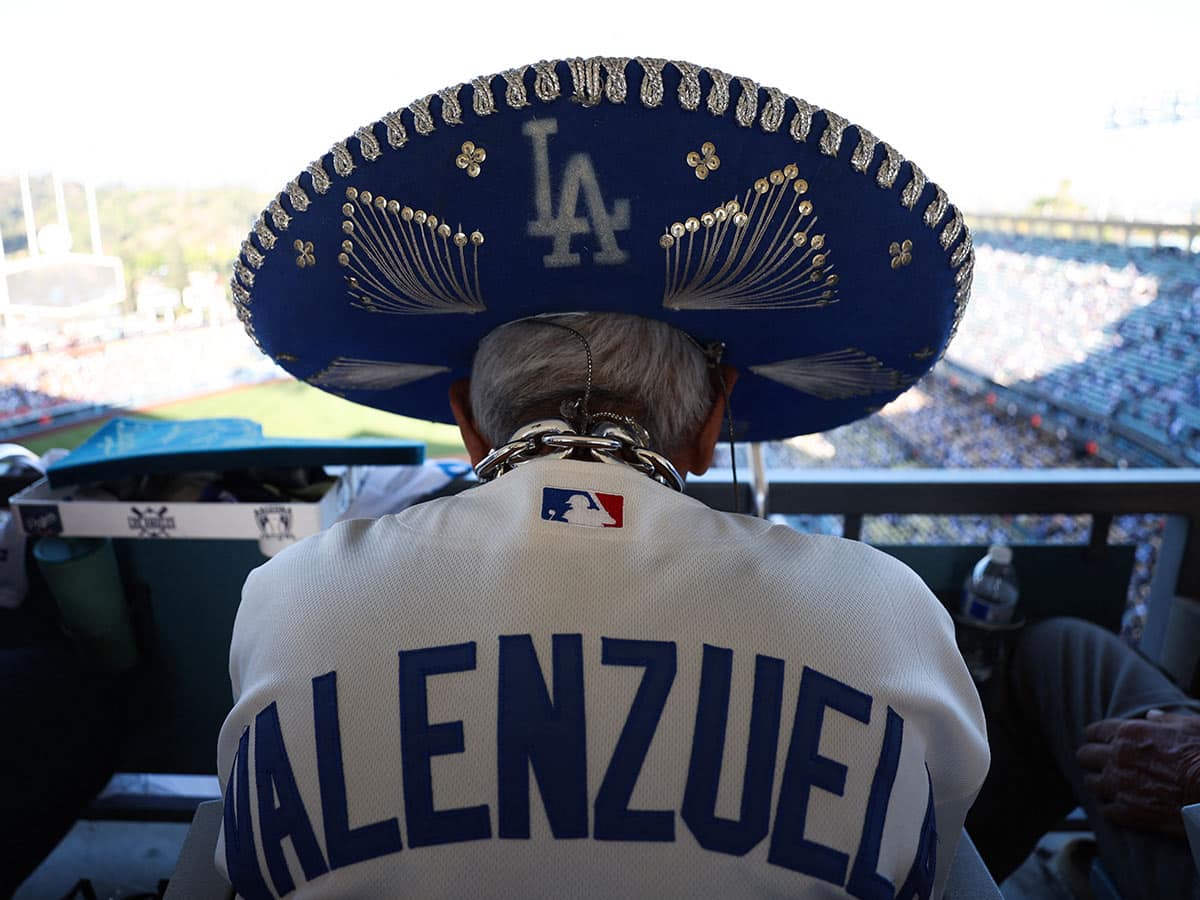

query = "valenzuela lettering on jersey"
[[223, 637, 938, 899]]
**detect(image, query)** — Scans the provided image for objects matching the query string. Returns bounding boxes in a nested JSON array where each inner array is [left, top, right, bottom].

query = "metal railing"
[[968, 213, 1200, 250], [687, 466, 1200, 662]]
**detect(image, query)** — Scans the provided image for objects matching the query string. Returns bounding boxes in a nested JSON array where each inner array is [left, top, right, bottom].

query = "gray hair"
[[470, 313, 716, 454]]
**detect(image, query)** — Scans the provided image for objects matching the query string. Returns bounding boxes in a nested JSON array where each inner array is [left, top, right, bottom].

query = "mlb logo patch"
[[541, 487, 624, 528]]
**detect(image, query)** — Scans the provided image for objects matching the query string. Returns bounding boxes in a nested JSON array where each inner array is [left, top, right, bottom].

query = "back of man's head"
[[469, 313, 715, 456]]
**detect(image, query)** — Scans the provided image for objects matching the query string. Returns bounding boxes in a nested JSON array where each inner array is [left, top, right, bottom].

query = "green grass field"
[[17, 380, 468, 459]]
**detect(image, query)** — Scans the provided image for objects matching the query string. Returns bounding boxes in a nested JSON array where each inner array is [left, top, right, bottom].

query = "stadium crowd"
[[948, 233, 1200, 465], [6, 233, 1197, 462], [740, 373, 1159, 640], [3, 232, 1198, 639], [0, 321, 275, 432]]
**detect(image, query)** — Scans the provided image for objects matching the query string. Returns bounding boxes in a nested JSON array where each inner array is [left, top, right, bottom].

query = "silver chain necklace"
[[472, 318, 690, 493], [474, 417, 685, 492]]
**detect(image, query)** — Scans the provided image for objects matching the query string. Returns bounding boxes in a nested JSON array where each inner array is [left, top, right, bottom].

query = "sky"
[[5, 0, 1200, 218]]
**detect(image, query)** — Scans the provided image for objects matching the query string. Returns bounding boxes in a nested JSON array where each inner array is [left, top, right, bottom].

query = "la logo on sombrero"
[[541, 487, 624, 528]]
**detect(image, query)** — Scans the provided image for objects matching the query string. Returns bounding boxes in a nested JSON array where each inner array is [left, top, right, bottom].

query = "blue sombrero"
[[231, 57, 973, 442]]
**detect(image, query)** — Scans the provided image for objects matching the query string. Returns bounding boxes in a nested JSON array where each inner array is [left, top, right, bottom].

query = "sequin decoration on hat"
[[232, 57, 973, 442]]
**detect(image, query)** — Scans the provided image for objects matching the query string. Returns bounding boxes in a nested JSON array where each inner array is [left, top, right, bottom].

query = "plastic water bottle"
[[961, 544, 1019, 626], [957, 545, 1020, 684]]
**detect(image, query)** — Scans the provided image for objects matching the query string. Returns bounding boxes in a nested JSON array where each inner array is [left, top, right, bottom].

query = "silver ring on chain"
[[474, 419, 684, 492], [542, 434, 623, 452]]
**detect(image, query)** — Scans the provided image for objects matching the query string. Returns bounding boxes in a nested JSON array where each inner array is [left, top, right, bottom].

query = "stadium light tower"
[[0, 223, 9, 328], [1, 171, 125, 324], [52, 173, 71, 252], [18, 170, 38, 257], [1102, 88, 1200, 223], [86, 180, 103, 255], [1108, 90, 1200, 129]]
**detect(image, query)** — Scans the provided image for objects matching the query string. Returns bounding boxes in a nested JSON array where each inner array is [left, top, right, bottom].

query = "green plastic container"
[[34, 537, 139, 671]]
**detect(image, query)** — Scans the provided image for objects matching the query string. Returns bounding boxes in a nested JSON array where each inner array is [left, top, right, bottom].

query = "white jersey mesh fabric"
[[217, 457, 988, 898]]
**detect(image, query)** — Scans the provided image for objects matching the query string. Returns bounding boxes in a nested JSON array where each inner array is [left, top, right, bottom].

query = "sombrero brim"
[[232, 57, 973, 442]]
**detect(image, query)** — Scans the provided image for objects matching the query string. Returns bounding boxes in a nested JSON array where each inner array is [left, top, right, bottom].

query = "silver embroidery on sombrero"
[[943, 234, 975, 353], [674, 61, 702, 111], [661, 166, 839, 311], [924, 187, 949, 229], [760, 87, 787, 133], [237, 57, 976, 385], [819, 111, 850, 157], [950, 244, 974, 341], [285, 180, 311, 213], [470, 76, 496, 116], [501, 67, 530, 109], [256, 59, 970, 293], [532, 61, 561, 102], [234, 261, 256, 288], [456, 141, 486, 178], [850, 127, 878, 173], [940, 208, 964, 250], [238, 315, 262, 353], [707, 69, 732, 116], [268, 199, 291, 232], [750, 349, 913, 400], [687, 142, 720, 180], [307, 358, 451, 390], [253, 215, 277, 251], [950, 230, 973, 268], [734, 77, 759, 127], [232, 282, 255, 347], [600, 57, 631, 103], [240, 240, 265, 270], [889, 240, 913, 269], [637, 58, 667, 107], [332, 142, 354, 178], [875, 143, 903, 189], [382, 111, 409, 148], [789, 98, 817, 141], [306, 159, 332, 195], [410, 97, 435, 136], [568, 58, 604, 107], [355, 126, 382, 162], [438, 86, 465, 125], [338, 187, 485, 315], [294, 240, 316, 268], [901, 162, 927, 210]]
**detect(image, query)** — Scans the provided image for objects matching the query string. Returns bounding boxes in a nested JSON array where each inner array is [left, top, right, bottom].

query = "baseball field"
[[16, 379, 469, 460]]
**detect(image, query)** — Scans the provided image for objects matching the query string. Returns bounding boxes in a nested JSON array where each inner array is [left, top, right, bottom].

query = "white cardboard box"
[[11, 466, 365, 556]]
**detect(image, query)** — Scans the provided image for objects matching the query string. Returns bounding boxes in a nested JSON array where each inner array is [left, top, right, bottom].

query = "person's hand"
[[1076, 710, 1200, 834]]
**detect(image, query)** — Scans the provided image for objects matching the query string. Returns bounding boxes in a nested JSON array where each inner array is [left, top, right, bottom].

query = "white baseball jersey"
[[217, 457, 988, 898]]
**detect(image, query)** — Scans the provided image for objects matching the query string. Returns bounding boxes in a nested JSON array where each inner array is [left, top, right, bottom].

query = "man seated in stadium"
[[968, 617, 1200, 899], [216, 58, 987, 897]]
